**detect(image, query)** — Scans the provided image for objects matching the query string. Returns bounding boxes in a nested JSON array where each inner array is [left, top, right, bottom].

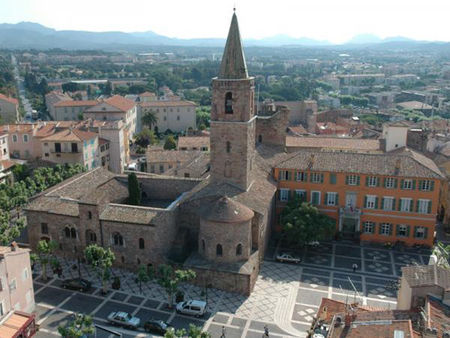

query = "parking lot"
[[32, 242, 431, 337]]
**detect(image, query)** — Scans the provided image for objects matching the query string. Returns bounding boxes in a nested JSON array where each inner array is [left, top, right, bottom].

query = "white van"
[[176, 300, 207, 317], [127, 162, 137, 171]]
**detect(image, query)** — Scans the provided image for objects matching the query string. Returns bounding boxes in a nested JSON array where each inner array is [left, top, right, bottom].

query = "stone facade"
[[255, 106, 289, 146]]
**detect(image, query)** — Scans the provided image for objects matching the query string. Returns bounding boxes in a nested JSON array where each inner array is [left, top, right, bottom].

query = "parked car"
[[176, 300, 207, 317], [127, 162, 137, 171], [307, 241, 320, 247], [144, 319, 172, 334], [61, 278, 92, 292], [107, 311, 140, 329], [276, 253, 301, 264]]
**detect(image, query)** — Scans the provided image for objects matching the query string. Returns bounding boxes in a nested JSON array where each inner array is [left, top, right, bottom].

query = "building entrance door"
[[342, 218, 357, 236]]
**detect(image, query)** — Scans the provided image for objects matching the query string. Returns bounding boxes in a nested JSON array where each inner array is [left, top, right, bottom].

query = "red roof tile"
[[0, 93, 18, 105]]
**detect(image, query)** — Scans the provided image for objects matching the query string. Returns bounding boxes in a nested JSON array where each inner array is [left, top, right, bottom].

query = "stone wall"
[[255, 106, 289, 146]]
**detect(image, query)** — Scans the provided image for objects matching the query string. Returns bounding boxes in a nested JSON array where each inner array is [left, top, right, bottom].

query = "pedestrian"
[[263, 324, 269, 337], [352, 263, 358, 272], [220, 326, 226, 338]]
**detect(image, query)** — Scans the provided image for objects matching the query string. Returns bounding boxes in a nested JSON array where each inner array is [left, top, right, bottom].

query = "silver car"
[[276, 253, 301, 264], [107, 311, 140, 329]]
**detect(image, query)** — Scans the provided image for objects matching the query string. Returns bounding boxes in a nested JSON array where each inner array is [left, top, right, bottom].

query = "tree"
[[84, 244, 115, 294], [58, 313, 94, 338], [157, 264, 196, 308], [36, 240, 58, 281], [134, 129, 158, 148], [142, 111, 158, 130], [280, 198, 336, 247], [164, 135, 177, 150], [127, 173, 141, 205], [164, 324, 211, 338], [136, 264, 152, 294]]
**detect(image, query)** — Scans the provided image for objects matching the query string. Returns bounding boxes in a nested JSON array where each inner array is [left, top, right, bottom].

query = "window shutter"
[[396, 224, 400, 236], [290, 190, 295, 200], [394, 179, 398, 188], [406, 225, 410, 237], [330, 174, 336, 184], [364, 196, 368, 208], [276, 190, 280, 201], [389, 225, 393, 236], [304, 173, 308, 182], [412, 180, 416, 190], [375, 197, 379, 209], [398, 199, 402, 211], [378, 224, 383, 234], [346, 176, 349, 185], [320, 174, 324, 183], [424, 227, 428, 239], [278, 170, 282, 181], [288, 171, 292, 181], [310, 174, 313, 183], [418, 180, 423, 190], [335, 193, 339, 205], [414, 226, 418, 238], [430, 181, 434, 191], [383, 178, 387, 188], [381, 197, 385, 210], [392, 198, 396, 210], [400, 179, 404, 190], [427, 201, 432, 214], [325, 193, 329, 205], [356, 176, 360, 186], [365, 176, 369, 186]]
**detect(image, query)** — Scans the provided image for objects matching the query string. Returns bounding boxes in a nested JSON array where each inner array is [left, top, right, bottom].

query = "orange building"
[[274, 148, 444, 247]]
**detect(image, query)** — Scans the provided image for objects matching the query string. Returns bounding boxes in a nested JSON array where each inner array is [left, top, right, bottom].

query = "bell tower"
[[210, 10, 255, 191]]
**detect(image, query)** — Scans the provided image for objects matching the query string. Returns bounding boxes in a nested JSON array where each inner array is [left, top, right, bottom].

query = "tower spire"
[[218, 11, 248, 80]]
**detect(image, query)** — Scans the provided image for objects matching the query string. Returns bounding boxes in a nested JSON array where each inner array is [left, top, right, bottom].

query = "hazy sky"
[[1, 0, 449, 43]]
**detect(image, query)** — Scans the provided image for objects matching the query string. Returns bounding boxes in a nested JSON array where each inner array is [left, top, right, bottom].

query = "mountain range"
[[0, 22, 445, 50]]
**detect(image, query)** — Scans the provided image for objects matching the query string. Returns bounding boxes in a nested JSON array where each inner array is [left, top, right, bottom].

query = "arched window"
[[88, 211, 92, 219], [225, 92, 233, 114], [113, 232, 124, 246], [216, 244, 223, 257], [64, 227, 71, 238], [226, 141, 231, 153], [139, 238, 145, 250], [70, 228, 77, 239], [236, 243, 243, 256], [258, 135, 262, 143]]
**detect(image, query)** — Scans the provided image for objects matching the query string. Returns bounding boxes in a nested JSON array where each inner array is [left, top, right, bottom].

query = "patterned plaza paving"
[[32, 242, 430, 337]]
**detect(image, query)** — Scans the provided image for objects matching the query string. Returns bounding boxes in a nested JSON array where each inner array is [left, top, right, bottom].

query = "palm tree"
[[142, 111, 158, 130]]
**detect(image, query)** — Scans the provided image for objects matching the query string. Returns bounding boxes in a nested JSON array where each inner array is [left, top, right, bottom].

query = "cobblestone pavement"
[[32, 242, 430, 337]]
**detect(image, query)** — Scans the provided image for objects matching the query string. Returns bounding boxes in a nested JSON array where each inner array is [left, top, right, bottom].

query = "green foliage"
[[157, 264, 196, 307], [164, 135, 177, 150], [134, 128, 158, 148], [196, 107, 211, 128], [36, 239, 58, 281], [142, 111, 159, 130], [183, 88, 211, 106], [58, 313, 94, 338], [84, 244, 115, 293], [164, 324, 211, 338], [339, 95, 368, 107], [12, 164, 30, 181], [136, 264, 152, 293], [280, 198, 336, 247], [127, 173, 141, 206]]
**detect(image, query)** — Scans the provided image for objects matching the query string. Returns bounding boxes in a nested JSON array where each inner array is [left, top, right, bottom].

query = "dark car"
[[144, 319, 171, 334], [61, 278, 92, 292]]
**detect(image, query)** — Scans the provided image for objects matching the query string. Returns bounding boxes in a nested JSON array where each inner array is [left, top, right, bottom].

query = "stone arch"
[[236, 243, 243, 256], [113, 232, 124, 246], [64, 227, 71, 238], [70, 228, 77, 239]]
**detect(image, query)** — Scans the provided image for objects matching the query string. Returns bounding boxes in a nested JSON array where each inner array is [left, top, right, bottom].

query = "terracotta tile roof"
[[0, 124, 35, 133], [288, 125, 309, 135], [34, 124, 57, 138], [104, 95, 136, 112], [0, 160, 16, 171], [41, 128, 97, 142], [0, 93, 18, 105], [177, 136, 210, 150], [427, 297, 450, 337], [401, 265, 450, 288], [100, 204, 157, 224], [286, 136, 381, 151], [146, 149, 203, 164], [199, 196, 254, 223], [139, 91, 156, 97], [277, 148, 444, 179], [139, 100, 197, 108], [53, 100, 98, 107]]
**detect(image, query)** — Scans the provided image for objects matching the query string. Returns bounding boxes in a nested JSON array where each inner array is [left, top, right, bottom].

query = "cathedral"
[[25, 11, 289, 295]]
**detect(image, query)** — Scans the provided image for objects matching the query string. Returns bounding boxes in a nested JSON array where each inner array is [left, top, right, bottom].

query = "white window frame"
[[363, 221, 374, 233], [23, 134, 29, 143], [367, 176, 377, 187], [347, 175, 358, 185], [385, 177, 395, 188], [415, 226, 425, 238], [280, 170, 289, 181], [295, 189, 306, 200], [366, 195, 376, 209], [22, 268, 28, 281], [380, 223, 391, 236], [311, 191, 321, 206], [400, 198, 412, 212], [398, 224, 407, 237], [418, 199, 430, 214], [402, 179, 413, 190], [326, 192, 337, 206], [296, 171, 306, 182], [420, 180, 432, 191], [311, 173, 322, 183], [280, 189, 289, 202], [383, 197, 394, 211]]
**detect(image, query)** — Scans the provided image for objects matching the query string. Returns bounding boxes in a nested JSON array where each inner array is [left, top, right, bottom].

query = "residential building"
[[41, 128, 100, 170], [138, 91, 157, 102], [138, 100, 197, 133], [177, 136, 210, 151], [44, 91, 72, 118], [274, 148, 443, 247], [52, 100, 99, 121], [0, 133, 15, 184], [273, 100, 317, 125], [84, 95, 137, 139], [146, 149, 203, 174], [0, 242, 36, 337], [0, 93, 19, 123]]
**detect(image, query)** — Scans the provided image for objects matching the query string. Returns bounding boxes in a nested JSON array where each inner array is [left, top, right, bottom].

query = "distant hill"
[[0, 22, 447, 50]]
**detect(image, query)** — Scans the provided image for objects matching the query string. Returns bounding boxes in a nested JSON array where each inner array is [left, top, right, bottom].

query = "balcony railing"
[[340, 207, 362, 217]]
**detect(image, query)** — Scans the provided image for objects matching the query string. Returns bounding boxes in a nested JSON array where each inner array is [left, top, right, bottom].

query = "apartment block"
[[0, 94, 19, 123]]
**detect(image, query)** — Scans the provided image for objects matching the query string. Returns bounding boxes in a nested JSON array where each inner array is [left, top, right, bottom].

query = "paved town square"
[[32, 241, 431, 337]]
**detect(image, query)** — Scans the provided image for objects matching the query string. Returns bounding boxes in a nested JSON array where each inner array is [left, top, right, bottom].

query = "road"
[[11, 54, 34, 122]]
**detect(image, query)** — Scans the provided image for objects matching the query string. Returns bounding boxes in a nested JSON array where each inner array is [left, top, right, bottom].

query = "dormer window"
[[225, 92, 233, 114]]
